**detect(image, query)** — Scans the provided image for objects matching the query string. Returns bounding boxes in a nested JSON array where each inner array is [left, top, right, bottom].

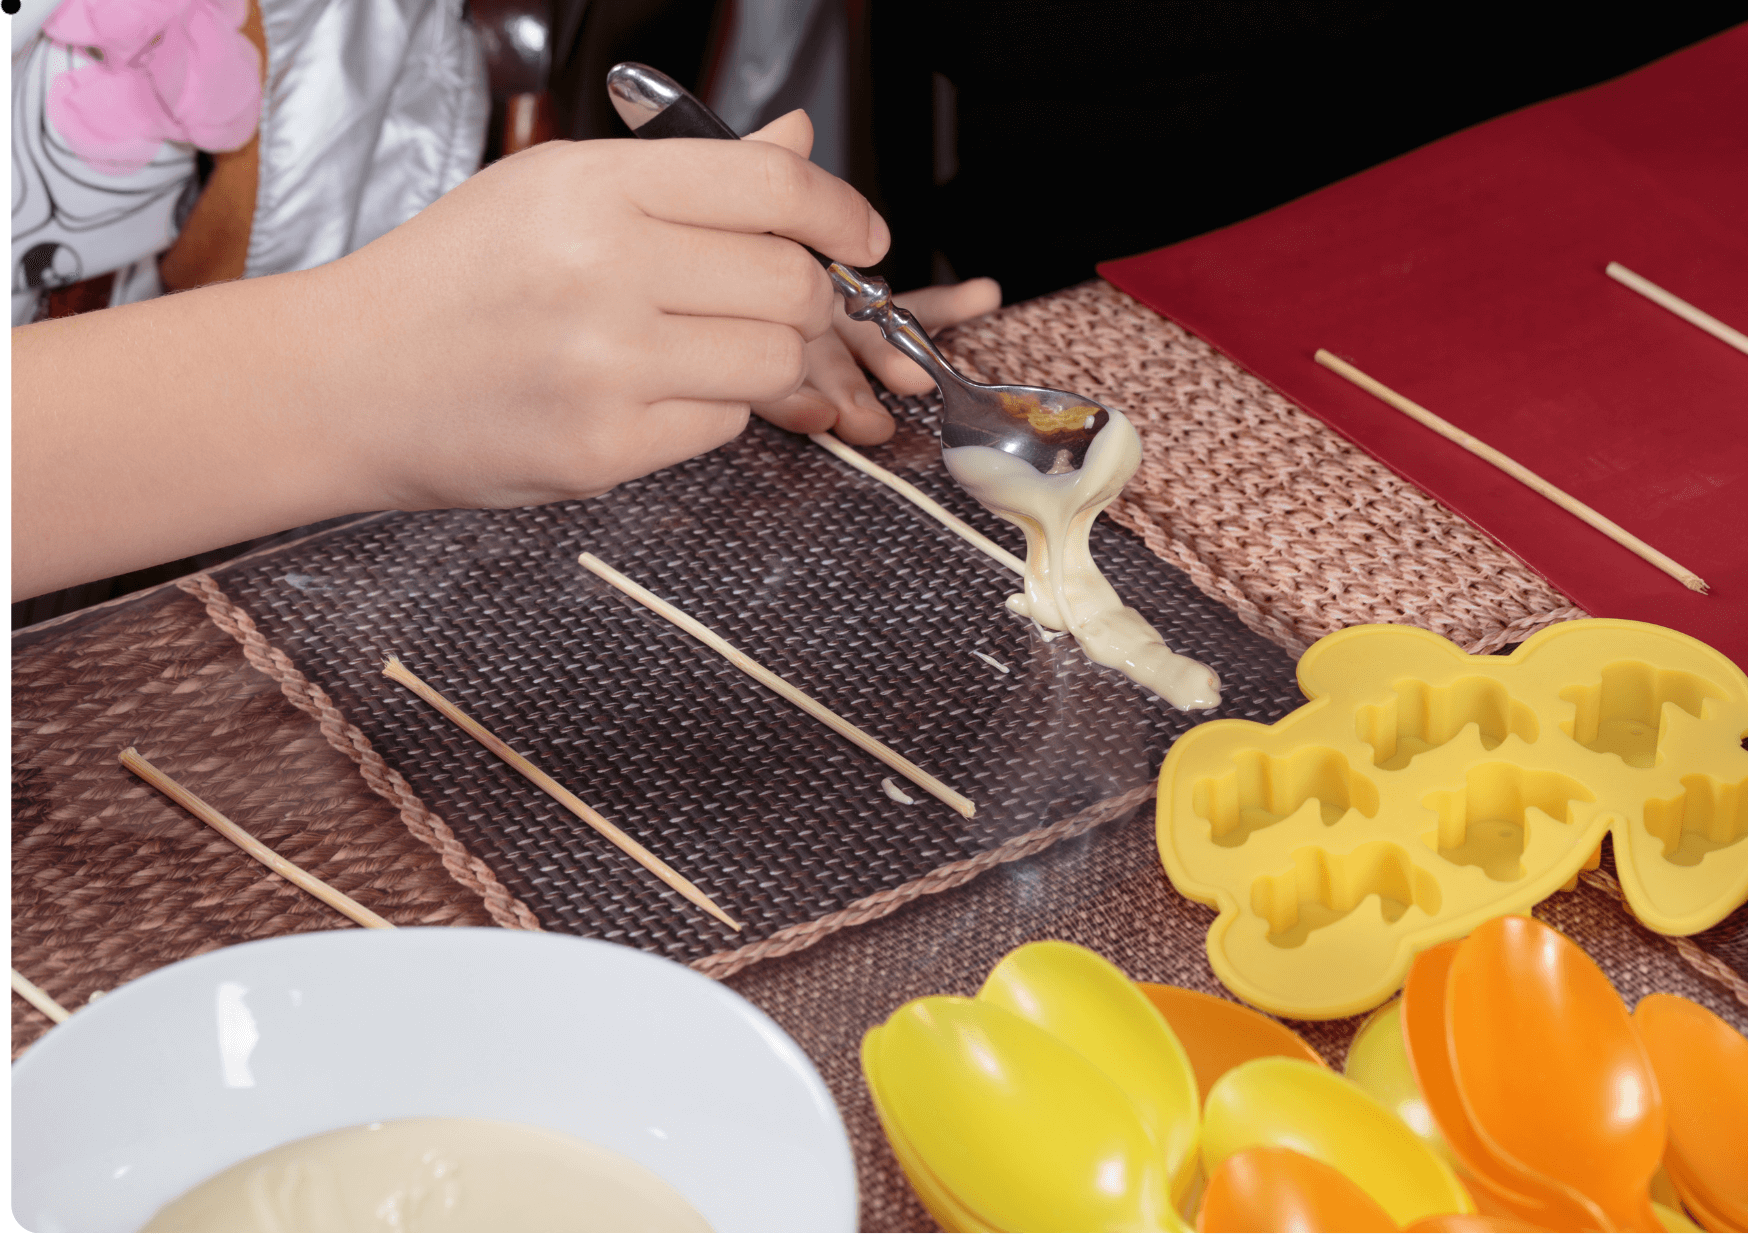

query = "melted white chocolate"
[[142, 1118, 711, 1233], [944, 411, 1221, 711]]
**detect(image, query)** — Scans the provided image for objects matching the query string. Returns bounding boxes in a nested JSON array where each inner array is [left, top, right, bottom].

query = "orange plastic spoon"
[[1633, 993, 1748, 1232], [1197, 1146, 1397, 1232], [1399, 940, 1608, 1230], [1405, 1215, 1546, 1232], [1447, 916, 1666, 1233], [1136, 981, 1325, 1100]]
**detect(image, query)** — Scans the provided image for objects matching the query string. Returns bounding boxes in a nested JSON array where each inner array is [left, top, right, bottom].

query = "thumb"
[[742, 108, 814, 159]]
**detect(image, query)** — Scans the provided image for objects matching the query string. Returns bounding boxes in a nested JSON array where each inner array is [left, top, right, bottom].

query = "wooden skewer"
[[578, 553, 978, 819], [1606, 262, 1748, 359], [11, 969, 71, 1024], [809, 431, 1028, 577], [381, 658, 743, 931], [120, 747, 395, 929], [1313, 350, 1709, 595]]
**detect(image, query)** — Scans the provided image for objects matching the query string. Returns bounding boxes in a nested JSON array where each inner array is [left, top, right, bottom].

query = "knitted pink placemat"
[[939, 281, 1585, 657]]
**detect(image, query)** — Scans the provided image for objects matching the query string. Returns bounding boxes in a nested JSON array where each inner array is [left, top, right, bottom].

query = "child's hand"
[[12, 110, 891, 598], [751, 277, 1003, 444], [330, 109, 890, 513]]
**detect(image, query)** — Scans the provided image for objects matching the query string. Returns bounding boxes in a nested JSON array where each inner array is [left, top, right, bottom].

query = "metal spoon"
[[606, 61, 1109, 473]]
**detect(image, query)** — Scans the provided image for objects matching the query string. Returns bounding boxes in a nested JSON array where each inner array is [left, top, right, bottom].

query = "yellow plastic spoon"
[[1136, 981, 1325, 1101], [862, 1024, 999, 1232], [1650, 1201, 1704, 1232], [1201, 1056, 1473, 1227], [1399, 939, 1609, 1231], [865, 995, 1173, 1231], [1633, 992, 1748, 1232], [1197, 1145, 1399, 1232], [978, 942, 1200, 1206], [1447, 916, 1667, 1233], [1345, 997, 1459, 1168]]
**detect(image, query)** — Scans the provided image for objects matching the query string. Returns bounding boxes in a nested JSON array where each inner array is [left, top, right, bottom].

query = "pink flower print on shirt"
[[43, 0, 262, 176]]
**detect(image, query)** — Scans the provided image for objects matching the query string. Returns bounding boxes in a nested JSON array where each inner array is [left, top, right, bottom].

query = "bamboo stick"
[[120, 748, 395, 928], [381, 658, 743, 931], [578, 553, 977, 818], [1314, 350, 1708, 595], [11, 969, 71, 1024], [809, 431, 1028, 576], [1606, 262, 1748, 358]]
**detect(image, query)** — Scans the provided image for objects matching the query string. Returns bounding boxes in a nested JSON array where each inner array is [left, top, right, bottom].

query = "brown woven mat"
[[14, 281, 1743, 1231], [11, 587, 496, 1054], [727, 817, 1748, 1232], [194, 391, 1304, 965]]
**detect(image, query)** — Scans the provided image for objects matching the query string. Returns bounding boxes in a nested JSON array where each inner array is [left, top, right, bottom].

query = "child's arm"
[[12, 113, 885, 600]]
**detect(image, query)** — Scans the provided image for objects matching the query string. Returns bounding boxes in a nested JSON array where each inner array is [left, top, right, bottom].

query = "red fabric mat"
[[1100, 26, 1748, 666]]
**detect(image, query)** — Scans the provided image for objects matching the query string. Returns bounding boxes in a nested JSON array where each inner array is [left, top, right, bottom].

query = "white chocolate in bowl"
[[142, 1117, 711, 1232], [943, 410, 1221, 711]]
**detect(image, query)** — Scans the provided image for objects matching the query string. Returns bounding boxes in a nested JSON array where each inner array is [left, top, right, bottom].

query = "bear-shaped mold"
[[1250, 842, 1443, 948], [1644, 774, 1748, 868], [1358, 677, 1539, 770], [1156, 619, 1748, 1019], [1422, 764, 1594, 883], [1560, 662, 1721, 768], [1192, 747, 1379, 848]]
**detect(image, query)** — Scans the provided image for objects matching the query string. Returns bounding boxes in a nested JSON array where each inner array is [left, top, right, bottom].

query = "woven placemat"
[[944, 282, 1588, 655], [14, 282, 1744, 1233], [11, 587, 498, 1056], [204, 393, 1303, 963], [724, 818, 1748, 1232]]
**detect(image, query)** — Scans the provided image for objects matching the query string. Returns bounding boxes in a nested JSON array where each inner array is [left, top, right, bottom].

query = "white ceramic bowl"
[[12, 927, 856, 1231]]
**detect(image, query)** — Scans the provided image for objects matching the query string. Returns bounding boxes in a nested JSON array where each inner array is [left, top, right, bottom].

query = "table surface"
[[14, 280, 1747, 1231], [1100, 25, 1748, 665]]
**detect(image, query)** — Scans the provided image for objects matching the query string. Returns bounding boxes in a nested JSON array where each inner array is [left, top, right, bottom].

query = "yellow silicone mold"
[[1156, 619, 1748, 1019]]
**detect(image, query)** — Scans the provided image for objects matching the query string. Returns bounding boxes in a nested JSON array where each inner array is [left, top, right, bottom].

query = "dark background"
[[17, 2, 1744, 628], [550, 1, 1747, 302]]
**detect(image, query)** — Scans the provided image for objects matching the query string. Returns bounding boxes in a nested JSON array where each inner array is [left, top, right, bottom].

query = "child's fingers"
[[741, 109, 815, 159], [903, 277, 1002, 332], [612, 138, 888, 267], [754, 333, 896, 443], [638, 314, 809, 403], [750, 382, 838, 437], [835, 278, 1004, 395], [638, 220, 835, 340], [615, 397, 753, 476]]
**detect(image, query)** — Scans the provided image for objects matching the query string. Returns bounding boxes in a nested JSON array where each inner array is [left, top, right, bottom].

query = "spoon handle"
[[605, 62, 963, 390], [605, 61, 738, 140]]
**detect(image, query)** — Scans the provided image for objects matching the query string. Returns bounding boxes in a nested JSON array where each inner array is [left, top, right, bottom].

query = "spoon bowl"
[[1398, 939, 1607, 1230], [1136, 981, 1325, 1101], [1446, 916, 1666, 1232], [1633, 992, 1748, 1231], [1345, 997, 1457, 1168], [863, 1028, 998, 1233], [1201, 1056, 1473, 1227], [1196, 1146, 1398, 1232], [1405, 1214, 1546, 1232], [978, 942, 1200, 1204], [863, 995, 1173, 1232]]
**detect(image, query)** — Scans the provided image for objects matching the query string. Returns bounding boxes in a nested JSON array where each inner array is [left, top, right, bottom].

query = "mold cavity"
[[1423, 764, 1594, 882], [1560, 662, 1721, 768], [1644, 775, 1748, 867], [1251, 842, 1443, 948], [1357, 677, 1539, 770], [1193, 747, 1381, 848]]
